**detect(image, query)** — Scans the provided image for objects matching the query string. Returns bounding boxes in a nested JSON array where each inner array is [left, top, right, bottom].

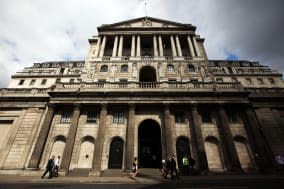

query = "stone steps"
[[100, 169, 124, 177], [66, 168, 92, 177]]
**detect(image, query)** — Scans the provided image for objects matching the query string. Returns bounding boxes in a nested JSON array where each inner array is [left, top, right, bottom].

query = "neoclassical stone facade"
[[0, 17, 284, 175]]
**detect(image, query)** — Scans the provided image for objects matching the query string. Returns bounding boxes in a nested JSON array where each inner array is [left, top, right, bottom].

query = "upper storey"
[[87, 17, 205, 62]]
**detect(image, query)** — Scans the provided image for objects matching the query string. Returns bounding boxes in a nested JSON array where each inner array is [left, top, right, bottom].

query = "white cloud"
[[0, 0, 283, 87]]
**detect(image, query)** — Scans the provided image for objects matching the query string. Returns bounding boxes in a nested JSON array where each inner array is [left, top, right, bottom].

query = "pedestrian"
[[275, 154, 284, 170], [188, 155, 196, 174], [182, 155, 189, 175], [170, 154, 179, 179], [54, 156, 61, 177], [41, 155, 55, 179], [132, 157, 138, 177], [164, 156, 172, 179]]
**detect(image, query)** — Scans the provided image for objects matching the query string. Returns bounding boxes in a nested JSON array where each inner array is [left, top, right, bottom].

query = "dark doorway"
[[138, 119, 162, 168], [139, 66, 157, 82], [176, 137, 191, 169], [108, 138, 123, 169]]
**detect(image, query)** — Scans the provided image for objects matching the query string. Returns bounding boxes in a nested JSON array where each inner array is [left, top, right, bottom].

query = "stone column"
[[175, 35, 182, 57], [153, 35, 158, 57], [94, 37, 101, 57], [192, 36, 201, 57], [187, 35, 195, 57], [112, 36, 118, 57], [136, 35, 141, 57], [170, 35, 177, 57], [241, 106, 274, 171], [216, 105, 242, 172], [163, 105, 174, 157], [61, 104, 81, 170], [158, 35, 164, 57], [93, 104, 107, 170], [125, 104, 135, 170], [28, 104, 55, 168], [118, 35, 123, 57], [190, 105, 209, 172], [99, 35, 107, 57], [131, 35, 136, 57]]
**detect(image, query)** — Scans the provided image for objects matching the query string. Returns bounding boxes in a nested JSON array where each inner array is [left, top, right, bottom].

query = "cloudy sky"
[[0, 0, 284, 87]]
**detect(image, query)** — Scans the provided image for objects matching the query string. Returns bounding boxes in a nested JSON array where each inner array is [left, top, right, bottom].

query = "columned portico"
[[190, 105, 209, 172], [216, 105, 242, 172], [170, 35, 177, 57], [125, 104, 135, 170], [153, 35, 158, 57], [93, 104, 107, 170], [136, 35, 141, 57], [158, 35, 164, 57], [131, 35, 136, 57], [28, 104, 55, 168], [118, 35, 123, 57], [99, 35, 107, 57], [175, 35, 182, 57], [112, 36, 119, 57], [61, 104, 81, 170], [192, 36, 201, 57], [187, 35, 195, 57], [163, 104, 175, 157]]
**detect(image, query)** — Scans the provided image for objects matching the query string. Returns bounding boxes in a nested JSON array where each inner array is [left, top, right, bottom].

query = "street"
[[1, 179, 284, 189]]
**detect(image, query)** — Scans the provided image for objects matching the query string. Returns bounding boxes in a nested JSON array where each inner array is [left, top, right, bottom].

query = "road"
[[1, 179, 284, 189]]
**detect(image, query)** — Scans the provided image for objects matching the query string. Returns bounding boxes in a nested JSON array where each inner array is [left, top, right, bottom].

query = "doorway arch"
[[139, 66, 157, 82], [138, 119, 162, 168], [176, 137, 191, 169], [77, 136, 95, 168], [108, 137, 124, 169]]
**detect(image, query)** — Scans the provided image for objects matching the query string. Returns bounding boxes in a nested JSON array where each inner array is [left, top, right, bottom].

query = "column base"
[[89, 169, 102, 177]]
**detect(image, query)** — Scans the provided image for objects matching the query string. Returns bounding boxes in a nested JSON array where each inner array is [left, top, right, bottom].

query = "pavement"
[[0, 173, 284, 184]]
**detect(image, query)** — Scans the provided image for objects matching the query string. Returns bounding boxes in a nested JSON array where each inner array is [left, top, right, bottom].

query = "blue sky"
[[0, 0, 284, 87]]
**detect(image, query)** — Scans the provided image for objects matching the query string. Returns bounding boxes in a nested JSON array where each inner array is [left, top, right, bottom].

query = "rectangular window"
[[41, 79, 47, 85], [60, 112, 71, 123], [56, 78, 61, 83], [30, 79, 36, 86], [257, 78, 264, 85], [175, 113, 185, 123], [18, 79, 25, 85], [70, 79, 75, 83], [113, 112, 124, 124], [216, 78, 223, 82], [200, 111, 212, 123], [87, 112, 97, 123]]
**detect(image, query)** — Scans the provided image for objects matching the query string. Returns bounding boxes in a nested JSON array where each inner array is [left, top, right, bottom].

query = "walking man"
[[54, 156, 61, 177], [41, 155, 55, 179]]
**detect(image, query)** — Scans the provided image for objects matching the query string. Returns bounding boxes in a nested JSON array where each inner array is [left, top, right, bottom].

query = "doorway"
[[108, 138, 124, 169], [176, 137, 191, 169], [138, 119, 162, 168]]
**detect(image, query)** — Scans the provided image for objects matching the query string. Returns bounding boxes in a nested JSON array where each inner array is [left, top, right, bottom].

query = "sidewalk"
[[0, 174, 284, 184]]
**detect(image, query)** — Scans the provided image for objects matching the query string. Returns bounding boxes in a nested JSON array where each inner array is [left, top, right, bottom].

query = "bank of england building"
[[0, 17, 284, 175]]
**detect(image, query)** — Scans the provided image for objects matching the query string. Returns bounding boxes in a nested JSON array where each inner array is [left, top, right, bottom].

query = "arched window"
[[121, 65, 128, 72], [167, 64, 175, 72], [100, 65, 108, 72], [188, 64, 195, 72]]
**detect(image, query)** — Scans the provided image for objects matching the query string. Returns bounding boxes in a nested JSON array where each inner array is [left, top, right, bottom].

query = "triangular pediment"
[[98, 17, 195, 30]]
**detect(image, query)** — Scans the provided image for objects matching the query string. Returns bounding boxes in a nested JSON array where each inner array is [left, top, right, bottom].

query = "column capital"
[[100, 103, 108, 110], [73, 103, 81, 110], [47, 103, 56, 109], [128, 103, 136, 110]]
